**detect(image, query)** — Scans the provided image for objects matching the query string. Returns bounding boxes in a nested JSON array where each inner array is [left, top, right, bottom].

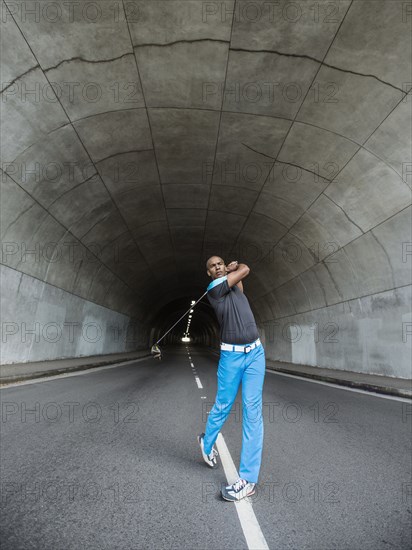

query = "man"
[[197, 256, 266, 502]]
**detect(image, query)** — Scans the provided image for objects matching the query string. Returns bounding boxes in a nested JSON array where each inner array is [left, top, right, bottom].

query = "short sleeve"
[[207, 276, 230, 301]]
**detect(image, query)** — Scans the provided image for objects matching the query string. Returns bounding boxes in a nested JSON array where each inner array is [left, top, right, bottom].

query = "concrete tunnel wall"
[[0, 1, 411, 377]]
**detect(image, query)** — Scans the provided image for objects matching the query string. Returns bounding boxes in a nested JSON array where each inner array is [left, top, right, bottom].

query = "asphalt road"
[[1, 345, 411, 550]]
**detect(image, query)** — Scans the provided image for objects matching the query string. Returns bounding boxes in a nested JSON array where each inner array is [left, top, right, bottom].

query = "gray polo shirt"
[[206, 275, 260, 345]]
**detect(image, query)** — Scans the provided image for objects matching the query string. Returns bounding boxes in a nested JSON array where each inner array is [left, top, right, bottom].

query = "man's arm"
[[236, 280, 244, 293], [226, 261, 250, 288]]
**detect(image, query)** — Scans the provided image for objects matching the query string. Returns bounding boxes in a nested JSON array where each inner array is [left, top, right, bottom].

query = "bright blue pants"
[[203, 344, 266, 484]]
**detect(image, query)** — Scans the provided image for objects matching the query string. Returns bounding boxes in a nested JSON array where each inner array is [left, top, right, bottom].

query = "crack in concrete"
[[14, 211, 51, 271], [44, 52, 135, 72], [230, 47, 406, 93], [46, 173, 99, 210], [0, 65, 40, 94], [125, 12, 182, 283], [71, 106, 145, 125], [276, 159, 332, 183], [240, 144, 334, 183], [201, 10, 237, 260], [1, 203, 36, 239], [225, 0, 359, 264], [87, 262, 104, 296], [99, 229, 130, 251], [8, 122, 72, 165], [102, 275, 117, 303], [15, 270, 24, 295], [4, 169, 145, 304], [241, 143, 276, 160], [68, 102, 407, 194], [133, 38, 230, 49], [95, 149, 153, 165], [362, 141, 412, 187], [0, 243, 135, 317], [255, 203, 411, 306], [246, 209, 290, 231], [79, 212, 113, 240], [322, 192, 365, 234], [313, 268, 328, 307], [39, 228, 71, 299], [370, 232, 396, 288], [253, 282, 412, 323], [72, 258, 83, 293], [319, 261, 344, 301], [246, 91, 409, 278]]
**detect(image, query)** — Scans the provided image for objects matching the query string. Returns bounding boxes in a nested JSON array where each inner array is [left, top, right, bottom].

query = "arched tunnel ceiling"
[[1, 0, 411, 324]]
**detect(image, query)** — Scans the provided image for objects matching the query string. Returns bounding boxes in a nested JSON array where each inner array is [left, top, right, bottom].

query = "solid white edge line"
[[0, 356, 151, 389], [266, 369, 412, 403], [216, 433, 269, 550]]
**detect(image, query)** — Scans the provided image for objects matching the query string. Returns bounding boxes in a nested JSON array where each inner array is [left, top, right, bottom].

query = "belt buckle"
[[244, 345, 252, 353]]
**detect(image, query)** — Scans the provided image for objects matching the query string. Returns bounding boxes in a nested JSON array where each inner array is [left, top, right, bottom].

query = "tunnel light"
[[182, 336, 191, 343], [190, 309, 194, 313], [191, 301, 196, 305]]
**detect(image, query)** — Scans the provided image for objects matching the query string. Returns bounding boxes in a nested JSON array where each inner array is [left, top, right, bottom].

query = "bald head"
[[206, 256, 226, 280], [206, 255, 224, 270]]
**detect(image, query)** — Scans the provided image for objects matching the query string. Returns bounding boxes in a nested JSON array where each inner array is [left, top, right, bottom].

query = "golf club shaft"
[[155, 291, 208, 346]]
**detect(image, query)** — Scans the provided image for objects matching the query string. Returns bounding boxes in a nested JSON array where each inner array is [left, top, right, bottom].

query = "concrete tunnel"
[[1, 1, 411, 378], [1, 2, 412, 549]]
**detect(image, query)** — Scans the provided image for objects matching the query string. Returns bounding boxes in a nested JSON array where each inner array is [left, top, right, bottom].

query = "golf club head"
[[151, 344, 162, 360]]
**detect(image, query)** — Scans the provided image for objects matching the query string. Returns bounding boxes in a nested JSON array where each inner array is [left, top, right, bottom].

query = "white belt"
[[220, 338, 261, 353]]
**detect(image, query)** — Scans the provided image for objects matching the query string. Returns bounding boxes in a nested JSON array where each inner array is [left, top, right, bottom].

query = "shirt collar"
[[207, 275, 227, 291]]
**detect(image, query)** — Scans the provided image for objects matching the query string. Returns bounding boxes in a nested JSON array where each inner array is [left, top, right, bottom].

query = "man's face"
[[207, 256, 226, 280]]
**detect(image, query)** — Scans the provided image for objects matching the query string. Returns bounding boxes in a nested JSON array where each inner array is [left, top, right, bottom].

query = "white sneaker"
[[197, 433, 219, 468], [221, 478, 256, 501]]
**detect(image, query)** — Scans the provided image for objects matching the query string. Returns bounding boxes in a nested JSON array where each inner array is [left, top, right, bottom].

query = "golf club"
[[150, 290, 208, 359]]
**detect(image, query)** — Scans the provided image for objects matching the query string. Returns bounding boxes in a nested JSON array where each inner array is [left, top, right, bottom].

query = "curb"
[[0, 354, 152, 386], [206, 346, 411, 399], [266, 365, 412, 399]]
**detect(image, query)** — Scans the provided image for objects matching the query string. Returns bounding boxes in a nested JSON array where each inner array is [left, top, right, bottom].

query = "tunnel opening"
[[148, 296, 220, 351]]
